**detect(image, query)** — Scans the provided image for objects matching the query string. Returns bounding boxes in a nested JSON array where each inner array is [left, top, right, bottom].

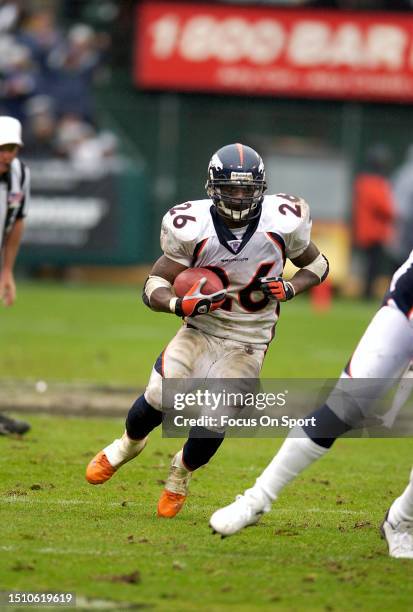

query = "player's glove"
[[174, 278, 227, 317], [260, 276, 295, 302]]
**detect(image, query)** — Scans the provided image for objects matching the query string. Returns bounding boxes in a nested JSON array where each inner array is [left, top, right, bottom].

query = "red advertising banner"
[[134, 1, 413, 102]]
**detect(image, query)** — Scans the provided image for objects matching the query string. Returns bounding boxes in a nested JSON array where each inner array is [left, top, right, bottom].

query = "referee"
[[0, 115, 30, 435]]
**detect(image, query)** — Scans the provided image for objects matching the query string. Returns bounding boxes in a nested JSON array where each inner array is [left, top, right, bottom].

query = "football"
[[173, 267, 224, 297]]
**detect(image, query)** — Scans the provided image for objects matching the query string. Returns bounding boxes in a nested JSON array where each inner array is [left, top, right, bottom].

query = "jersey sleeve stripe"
[[191, 238, 208, 266], [266, 232, 286, 264]]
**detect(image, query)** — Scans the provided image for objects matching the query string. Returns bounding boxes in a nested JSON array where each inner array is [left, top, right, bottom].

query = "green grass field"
[[1, 281, 412, 611], [0, 282, 377, 385]]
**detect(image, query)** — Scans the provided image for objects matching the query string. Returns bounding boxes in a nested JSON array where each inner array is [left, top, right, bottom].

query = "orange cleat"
[[157, 490, 187, 518], [86, 451, 116, 485], [85, 433, 148, 485], [157, 450, 192, 518]]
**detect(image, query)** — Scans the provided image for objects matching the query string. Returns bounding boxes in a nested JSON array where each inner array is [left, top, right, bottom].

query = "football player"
[[86, 143, 329, 518], [209, 252, 413, 558]]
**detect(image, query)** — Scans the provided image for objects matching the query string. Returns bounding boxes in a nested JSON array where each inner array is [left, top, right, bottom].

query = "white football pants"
[[144, 324, 266, 412]]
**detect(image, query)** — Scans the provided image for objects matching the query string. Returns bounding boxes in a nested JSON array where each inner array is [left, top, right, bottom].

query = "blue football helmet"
[[206, 143, 267, 222]]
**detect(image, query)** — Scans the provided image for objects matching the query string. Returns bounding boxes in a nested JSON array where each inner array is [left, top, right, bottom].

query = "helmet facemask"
[[206, 175, 266, 223]]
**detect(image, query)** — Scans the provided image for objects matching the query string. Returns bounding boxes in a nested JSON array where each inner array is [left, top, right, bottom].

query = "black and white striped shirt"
[[0, 158, 30, 248]]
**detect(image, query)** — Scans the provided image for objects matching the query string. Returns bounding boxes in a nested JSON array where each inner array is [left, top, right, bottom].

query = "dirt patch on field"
[[0, 380, 139, 417]]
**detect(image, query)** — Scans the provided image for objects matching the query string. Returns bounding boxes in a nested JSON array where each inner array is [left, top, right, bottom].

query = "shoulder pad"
[[160, 200, 213, 265], [161, 199, 211, 243], [262, 193, 310, 233]]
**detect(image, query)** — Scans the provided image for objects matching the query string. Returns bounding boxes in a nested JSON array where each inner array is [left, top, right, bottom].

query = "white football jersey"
[[160, 194, 312, 345]]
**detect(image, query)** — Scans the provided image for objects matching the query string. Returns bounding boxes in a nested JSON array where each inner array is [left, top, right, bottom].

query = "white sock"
[[104, 431, 147, 467], [173, 449, 190, 471], [388, 468, 413, 524], [248, 427, 329, 505]]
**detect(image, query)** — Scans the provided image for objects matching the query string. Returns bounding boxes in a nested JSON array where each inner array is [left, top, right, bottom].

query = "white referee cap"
[[0, 116, 23, 146]]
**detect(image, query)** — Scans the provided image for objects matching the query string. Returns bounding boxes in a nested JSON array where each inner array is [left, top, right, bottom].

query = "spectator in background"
[[17, 7, 62, 71], [0, 43, 38, 121], [0, 0, 23, 33], [53, 113, 94, 157], [47, 23, 108, 122], [0, 4, 112, 132], [54, 113, 118, 177], [70, 129, 119, 177], [391, 145, 413, 268], [352, 144, 396, 300], [23, 94, 57, 158]]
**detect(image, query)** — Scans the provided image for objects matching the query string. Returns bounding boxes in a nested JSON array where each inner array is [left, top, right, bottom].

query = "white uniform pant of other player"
[[210, 300, 413, 558]]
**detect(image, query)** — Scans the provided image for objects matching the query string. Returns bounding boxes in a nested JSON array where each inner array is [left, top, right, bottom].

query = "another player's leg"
[[210, 417, 337, 536], [159, 340, 265, 518], [210, 304, 413, 536], [86, 393, 162, 484], [381, 468, 413, 559]]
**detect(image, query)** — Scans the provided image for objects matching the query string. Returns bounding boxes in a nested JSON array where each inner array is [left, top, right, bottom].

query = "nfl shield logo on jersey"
[[228, 239, 242, 253]]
